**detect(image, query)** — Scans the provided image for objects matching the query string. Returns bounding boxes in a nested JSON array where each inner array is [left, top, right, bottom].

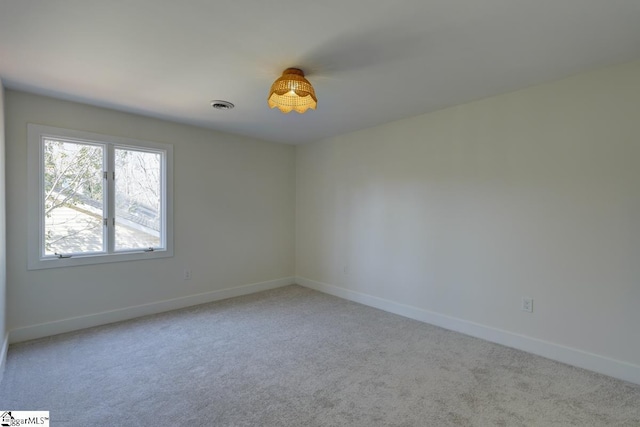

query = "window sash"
[[112, 145, 166, 254], [42, 137, 107, 257]]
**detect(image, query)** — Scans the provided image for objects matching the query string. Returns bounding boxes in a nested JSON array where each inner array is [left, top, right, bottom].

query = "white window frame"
[[27, 124, 174, 270]]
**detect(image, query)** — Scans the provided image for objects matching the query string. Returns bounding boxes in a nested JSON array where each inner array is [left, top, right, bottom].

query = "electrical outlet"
[[183, 269, 192, 280], [521, 297, 533, 313], [343, 265, 349, 275]]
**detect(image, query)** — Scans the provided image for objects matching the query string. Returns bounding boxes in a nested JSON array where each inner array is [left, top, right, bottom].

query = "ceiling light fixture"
[[268, 68, 317, 114]]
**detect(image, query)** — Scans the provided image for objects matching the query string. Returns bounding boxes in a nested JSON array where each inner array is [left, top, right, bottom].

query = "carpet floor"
[[1, 285, 639, 426]]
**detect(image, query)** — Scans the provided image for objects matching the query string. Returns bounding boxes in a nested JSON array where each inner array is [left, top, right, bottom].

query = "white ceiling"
[[1, 1, 639, 144]]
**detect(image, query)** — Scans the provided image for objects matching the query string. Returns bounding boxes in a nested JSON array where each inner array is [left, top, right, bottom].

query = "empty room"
[[1, 1, 639, 425]]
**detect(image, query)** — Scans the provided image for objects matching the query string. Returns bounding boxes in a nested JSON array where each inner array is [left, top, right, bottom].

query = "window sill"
[[27, 248, 174, 270]]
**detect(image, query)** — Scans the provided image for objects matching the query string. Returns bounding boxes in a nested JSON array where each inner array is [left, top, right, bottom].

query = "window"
[[28, 124, 173, 269]]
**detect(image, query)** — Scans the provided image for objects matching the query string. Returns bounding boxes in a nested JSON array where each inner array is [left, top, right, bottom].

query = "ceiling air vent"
[[210, 100, 235, 110]]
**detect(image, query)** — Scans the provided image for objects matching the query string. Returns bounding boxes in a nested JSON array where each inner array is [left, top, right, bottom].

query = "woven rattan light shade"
[[268, 68, 317, 114]]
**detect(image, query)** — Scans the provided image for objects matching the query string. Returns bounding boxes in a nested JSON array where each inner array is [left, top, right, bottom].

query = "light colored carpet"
[[1, 285, 639, 426]]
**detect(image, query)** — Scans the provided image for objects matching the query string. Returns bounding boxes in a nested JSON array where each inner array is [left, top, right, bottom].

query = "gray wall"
[[296, 60, 640, 382], [0, 80, 7, 376], [6, 91, 296, 341]]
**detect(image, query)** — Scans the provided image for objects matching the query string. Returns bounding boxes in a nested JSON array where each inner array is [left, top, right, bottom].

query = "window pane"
[[44, 139, 104, 255], [115, 148, 162, 251]]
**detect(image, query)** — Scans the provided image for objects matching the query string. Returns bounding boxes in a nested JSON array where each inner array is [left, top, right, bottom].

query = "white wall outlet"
[[521, 297, 533, 313], [343, 264, 349, 275], [183, 269, 192, 280]]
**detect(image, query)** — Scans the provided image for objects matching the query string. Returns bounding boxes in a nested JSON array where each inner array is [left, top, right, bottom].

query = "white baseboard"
[[9, 277, 295, 344], [296, 276, 640, 386], [0, 332, 8, 384]]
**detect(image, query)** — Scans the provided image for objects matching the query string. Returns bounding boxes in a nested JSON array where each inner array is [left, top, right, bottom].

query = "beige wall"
[[6, 91, 295, 337], [296, 60, 640, 369]]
